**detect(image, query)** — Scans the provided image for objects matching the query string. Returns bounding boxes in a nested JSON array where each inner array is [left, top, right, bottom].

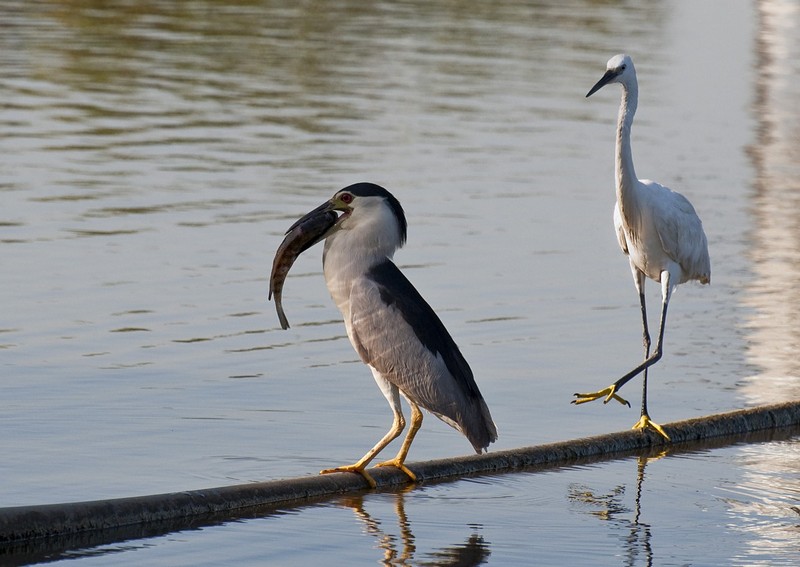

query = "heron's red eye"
[[340, 193, 354, 204]]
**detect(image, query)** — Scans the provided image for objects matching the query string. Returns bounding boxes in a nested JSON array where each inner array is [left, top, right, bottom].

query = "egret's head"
[[586, 53, 635, 97]]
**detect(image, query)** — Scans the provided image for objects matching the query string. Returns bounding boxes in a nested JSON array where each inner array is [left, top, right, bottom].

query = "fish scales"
[[269, 210, 338, 329]]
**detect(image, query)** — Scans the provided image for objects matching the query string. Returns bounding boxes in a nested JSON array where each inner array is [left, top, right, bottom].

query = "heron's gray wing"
[[348, 259, 496, 451]]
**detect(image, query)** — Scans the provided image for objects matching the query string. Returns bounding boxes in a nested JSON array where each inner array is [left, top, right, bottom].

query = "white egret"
[[573, 54, 711, 440]]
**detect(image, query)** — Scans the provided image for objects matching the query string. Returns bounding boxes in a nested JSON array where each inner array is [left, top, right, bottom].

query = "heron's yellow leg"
[[376, 403, 422, 483], [320, 412, 406, 489], [572, 384, 631, 407], [320, 462, 378, 489], [632, 413, 670, 441]]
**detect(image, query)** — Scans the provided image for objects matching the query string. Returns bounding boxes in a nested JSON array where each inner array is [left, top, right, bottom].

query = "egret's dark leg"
[[640, 288, 651, 418], [629, 272, 672, 440], [600, 271, 672, 397], [609, 270, 655, 393], [573, 270, 649, 407], [573, 270, 674, 441], [634, 272, 651, 415], [633, 281, 656, 432]]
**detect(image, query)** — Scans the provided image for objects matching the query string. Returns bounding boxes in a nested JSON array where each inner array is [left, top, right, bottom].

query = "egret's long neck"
[[615, 81, 639, 212]]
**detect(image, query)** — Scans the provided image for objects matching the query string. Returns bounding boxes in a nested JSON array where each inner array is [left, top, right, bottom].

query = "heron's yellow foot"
[[572, 385, 631, 407], [632, 414, 671, 441], [320, 464, 377, 489], [375, 458, 417, 483]]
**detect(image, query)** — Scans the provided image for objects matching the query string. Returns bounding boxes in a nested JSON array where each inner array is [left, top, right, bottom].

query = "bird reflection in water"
[[337, 489, 491, 567], [568, 453, 666, 567]]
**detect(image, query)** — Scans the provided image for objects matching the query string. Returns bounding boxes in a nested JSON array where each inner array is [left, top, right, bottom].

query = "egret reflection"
[[568, 454, 663, 567]]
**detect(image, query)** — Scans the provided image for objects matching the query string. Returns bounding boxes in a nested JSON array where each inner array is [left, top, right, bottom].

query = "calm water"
[[2, 0, 799, 564]]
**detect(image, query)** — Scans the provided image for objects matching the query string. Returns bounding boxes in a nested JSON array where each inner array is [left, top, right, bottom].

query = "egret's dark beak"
[[586, 69, 619, 98]]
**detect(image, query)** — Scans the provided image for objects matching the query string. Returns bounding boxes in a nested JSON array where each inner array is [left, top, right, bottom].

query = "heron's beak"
[[284, 200, 339, 253], [289, 200, 334, 229], [586, 69, 619, 98]]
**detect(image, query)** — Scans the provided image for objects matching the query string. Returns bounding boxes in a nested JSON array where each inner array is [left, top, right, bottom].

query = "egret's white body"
[[574, 54, 711, 438], [288, 183, 497, 487]]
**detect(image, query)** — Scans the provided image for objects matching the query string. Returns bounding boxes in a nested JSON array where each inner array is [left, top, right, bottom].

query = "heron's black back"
[[366, 260, 497, 451]]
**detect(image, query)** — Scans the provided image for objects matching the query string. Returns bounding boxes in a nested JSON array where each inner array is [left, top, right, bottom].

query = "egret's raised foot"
[[375, 458, 417, 483], [572, 385, 631, 407], [632, 414, 671, 441], [320, 464, 377, 489]]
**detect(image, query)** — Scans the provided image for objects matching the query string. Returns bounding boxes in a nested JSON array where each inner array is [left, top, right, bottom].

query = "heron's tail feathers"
[[436, 398, 497, 454], [468, 399, 498, 454]]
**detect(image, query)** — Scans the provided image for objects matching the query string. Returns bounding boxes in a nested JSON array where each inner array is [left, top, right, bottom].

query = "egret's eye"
[[620, 64, 627, 71], [340, 192, 354, 204]]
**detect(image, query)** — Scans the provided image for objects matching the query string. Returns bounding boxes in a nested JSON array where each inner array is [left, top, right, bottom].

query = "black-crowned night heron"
[[572, 54, 711, 439], [287, 182, 497, 487]]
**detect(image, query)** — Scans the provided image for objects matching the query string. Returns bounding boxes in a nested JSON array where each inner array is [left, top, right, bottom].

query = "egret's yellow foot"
[[375, 458, 417, 483], [320, 464, 377, 489], [572, 385, 631, 407], [632, 414, 670, 441]]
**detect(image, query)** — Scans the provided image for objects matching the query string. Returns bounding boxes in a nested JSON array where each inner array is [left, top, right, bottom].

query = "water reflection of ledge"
[[742, 0, 800, 404]]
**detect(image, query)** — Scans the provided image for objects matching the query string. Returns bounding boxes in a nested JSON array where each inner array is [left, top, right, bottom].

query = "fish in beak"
[[268, 203, 339, 329]]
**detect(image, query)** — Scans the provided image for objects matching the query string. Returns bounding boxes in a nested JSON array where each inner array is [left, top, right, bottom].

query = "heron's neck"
[[615, 82, 639, 212], [322, 229, 396, 316]]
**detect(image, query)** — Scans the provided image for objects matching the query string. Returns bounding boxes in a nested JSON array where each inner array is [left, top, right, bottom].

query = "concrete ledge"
[[2, 401, 800, 553]]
